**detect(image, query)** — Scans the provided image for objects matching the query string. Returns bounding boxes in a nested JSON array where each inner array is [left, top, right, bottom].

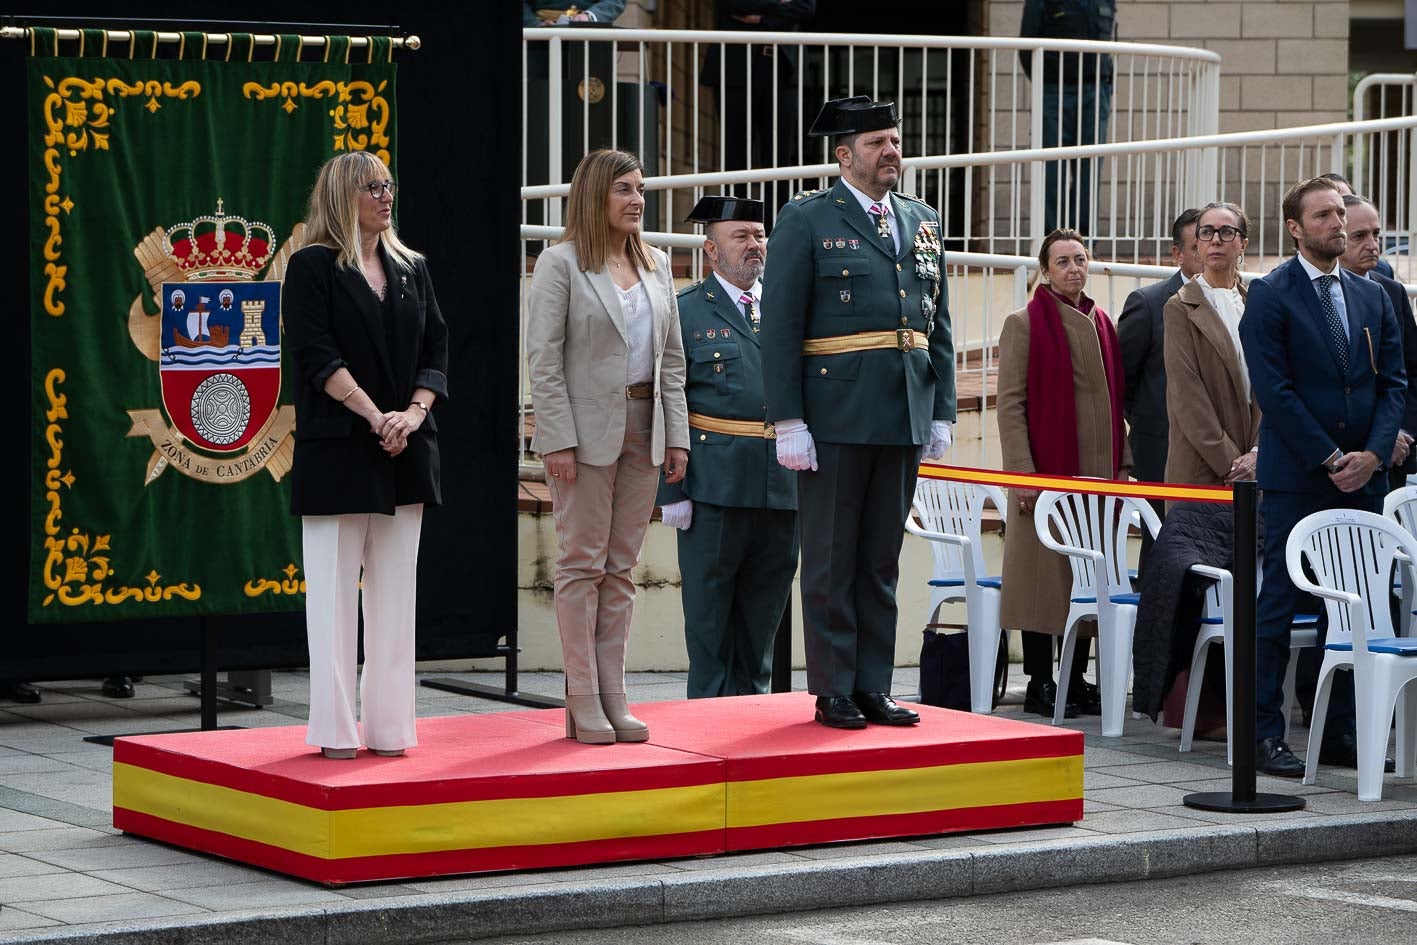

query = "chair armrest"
[[905, 521, 969, 548], [1188, 564, 1231, 583]]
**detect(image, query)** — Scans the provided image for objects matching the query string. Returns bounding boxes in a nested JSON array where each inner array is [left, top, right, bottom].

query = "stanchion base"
[[1183, 791, 1306, 813]]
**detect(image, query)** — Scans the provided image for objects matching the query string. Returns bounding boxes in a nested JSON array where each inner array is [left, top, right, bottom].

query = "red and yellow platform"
[[112, 693, 1082, 885]]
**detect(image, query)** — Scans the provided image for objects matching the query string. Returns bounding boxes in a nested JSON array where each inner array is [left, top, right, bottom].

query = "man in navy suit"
[[1239, 176, 1407, 777]]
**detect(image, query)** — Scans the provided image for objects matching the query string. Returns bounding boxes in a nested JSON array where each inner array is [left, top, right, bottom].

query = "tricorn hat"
[[685, 195, 765, 224], [807, 95, 899, 138]]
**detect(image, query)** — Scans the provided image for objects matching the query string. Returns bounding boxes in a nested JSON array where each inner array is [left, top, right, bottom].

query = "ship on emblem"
[[157, 199, 282, 454]]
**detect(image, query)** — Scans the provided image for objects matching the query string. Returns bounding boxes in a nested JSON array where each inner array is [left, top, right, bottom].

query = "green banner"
[[28, 34, 397, 622]]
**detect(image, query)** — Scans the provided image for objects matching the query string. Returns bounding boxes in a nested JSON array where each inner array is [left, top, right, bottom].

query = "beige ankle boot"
[[565, 695, 615, 744], [599, 693, 649, 742]]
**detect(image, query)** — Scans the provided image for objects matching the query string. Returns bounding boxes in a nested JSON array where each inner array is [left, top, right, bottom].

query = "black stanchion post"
[[200, 616, 219, 731], [1184, 479, 1304, 813]]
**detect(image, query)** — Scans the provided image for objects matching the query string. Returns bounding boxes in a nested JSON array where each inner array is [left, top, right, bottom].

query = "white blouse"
[[1196, 272, 1249, 402], [618, 280, 654, 385]]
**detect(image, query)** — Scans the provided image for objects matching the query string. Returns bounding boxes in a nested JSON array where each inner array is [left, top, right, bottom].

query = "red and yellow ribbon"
[[918, 463, 1234, 504]]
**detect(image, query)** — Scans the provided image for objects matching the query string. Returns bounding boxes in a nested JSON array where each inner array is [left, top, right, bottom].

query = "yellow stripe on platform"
[[115, 763, 725, 859], [917, 464, 1232, 504], [727, 755, 1082, 828]]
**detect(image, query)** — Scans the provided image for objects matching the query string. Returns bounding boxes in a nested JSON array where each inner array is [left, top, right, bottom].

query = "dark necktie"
[[869, 201, 892, 244], [1317, 274, 1348, 374], [738, 291, 760, 333]]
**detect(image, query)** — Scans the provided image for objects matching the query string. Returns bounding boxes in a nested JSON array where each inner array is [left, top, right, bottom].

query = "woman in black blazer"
[[283, 152, 449, 760]]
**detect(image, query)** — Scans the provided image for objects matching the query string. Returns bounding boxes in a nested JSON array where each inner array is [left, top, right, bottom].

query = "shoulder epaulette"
[[895, 190, 929, 205], [677, 280, 704, 299], [792, 188, 827, 202]]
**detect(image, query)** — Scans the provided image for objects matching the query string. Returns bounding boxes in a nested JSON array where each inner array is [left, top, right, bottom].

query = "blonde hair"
[[303, 151, 422, 272], [560, 149, 655, 274]]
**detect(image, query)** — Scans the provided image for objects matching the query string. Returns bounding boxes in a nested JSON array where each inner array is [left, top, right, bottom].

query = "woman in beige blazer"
[[1162, 201, 1258, 500], [526, 149, 690, 744], [997, 229, 1132, 719]]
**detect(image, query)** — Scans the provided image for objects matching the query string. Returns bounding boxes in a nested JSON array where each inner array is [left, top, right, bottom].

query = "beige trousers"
[[546, 399, 658, 696], [302, 504, 424, 751]]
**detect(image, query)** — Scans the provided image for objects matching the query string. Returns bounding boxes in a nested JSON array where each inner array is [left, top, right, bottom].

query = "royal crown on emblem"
[[165, 198, 277, 282]]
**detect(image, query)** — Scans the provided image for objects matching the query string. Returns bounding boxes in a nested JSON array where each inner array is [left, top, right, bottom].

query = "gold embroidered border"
[[39, 370, 202, 609], [242, 79, 391, 165], [245, 563, 307, 598]]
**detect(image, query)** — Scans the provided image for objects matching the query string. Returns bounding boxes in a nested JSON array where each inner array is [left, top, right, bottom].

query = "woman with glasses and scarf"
[[997, 228, 1131, 720], [284, 151, 449, 760]]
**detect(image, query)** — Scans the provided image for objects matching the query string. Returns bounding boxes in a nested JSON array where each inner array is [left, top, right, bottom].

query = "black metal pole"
[[1184, 479, 1304, 813], [200, 616, 219, 731]]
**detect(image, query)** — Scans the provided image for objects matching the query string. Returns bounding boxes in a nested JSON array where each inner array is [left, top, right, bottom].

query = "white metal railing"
[[1353, 73, 1416, 263], [522, 28, 1219, 251]]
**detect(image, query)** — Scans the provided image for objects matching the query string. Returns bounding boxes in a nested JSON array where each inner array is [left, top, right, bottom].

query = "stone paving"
[[0, 669, 1414, 944]]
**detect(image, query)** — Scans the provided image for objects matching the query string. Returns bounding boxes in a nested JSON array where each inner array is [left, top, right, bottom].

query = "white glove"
[[774, 419, 818, 472], [660, 499, 693, 530], [924, 420, 954, 460]]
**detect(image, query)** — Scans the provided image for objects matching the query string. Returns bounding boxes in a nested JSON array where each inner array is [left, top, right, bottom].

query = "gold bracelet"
[[339, 385, 360, 403]]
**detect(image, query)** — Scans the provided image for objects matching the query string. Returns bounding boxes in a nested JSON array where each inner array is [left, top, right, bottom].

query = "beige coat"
[[1162, 279, 1259, 505], [996, 300, 1133, 635], [526, 242, 689, 467]]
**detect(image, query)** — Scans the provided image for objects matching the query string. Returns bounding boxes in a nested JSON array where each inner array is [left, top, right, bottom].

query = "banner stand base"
[[1183, 791, 1306, 813]]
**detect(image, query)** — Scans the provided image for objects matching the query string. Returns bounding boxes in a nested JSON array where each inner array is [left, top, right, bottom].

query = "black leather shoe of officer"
[[1255, 736, 1305, 777], [1071, 680, 1103, 716], [1318, 732, 1396, 773], [814, 696, 867, 730], [852, 691, 920, 726], [1023, 678, 1078, 719], [0, 682, 41, 704], [101, 675, 134, 699]]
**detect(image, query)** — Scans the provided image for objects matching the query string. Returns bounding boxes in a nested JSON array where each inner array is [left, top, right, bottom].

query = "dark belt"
[[626, 382, 655, 400]]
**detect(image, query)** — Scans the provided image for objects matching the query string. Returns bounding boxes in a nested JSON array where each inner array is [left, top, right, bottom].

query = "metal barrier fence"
[[518, 115, 1417, 473], [522, 28, 1220, 255], [1353, 73, 1416, 266]]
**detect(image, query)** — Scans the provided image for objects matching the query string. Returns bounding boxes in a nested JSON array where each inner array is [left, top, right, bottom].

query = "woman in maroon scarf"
[[996, 229, 1131, 718]]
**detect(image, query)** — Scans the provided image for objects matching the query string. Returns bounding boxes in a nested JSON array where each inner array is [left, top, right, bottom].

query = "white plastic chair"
[[1179, 564, 1318, 764], [1382, 485, 1417, 637], [906, 478, 1008, 713], [1287, 508, 1417, 800], [1035, 489, 1161, 736]]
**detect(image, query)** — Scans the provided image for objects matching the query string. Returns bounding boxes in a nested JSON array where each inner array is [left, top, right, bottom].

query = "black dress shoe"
[[1256, 736, 1305, 777], [101, 676, 134, 699], [852, 691, 920, 726], [1318, 732, 1396, 773], [1071, 680, 1103, 716], [0, 682, 41, 705], [814, 695, 867, 730], [1023, 679, 1078, 719]]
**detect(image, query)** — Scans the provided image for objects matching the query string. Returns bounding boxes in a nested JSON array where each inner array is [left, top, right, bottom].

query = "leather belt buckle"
[[896, 329, 914, 352], [626, 382, 654, 400], [764, 422, 776, 440]]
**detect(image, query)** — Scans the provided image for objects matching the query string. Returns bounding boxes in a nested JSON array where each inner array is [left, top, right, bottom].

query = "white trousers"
[[302, 504, 424, 751]]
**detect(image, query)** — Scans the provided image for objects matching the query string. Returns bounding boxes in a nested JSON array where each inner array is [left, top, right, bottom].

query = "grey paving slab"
[[657, 850, 806, 871], [0, 906, 61, 933], [0, 809, 71, 833], [28, 840, 207, 872], [1147, 803, 1321, 826], [1081, 783, 1197, 809], [786, 840, 929, 860], [0, 871, 136, 902], [87, 859, 274, 892], [1081, 745, 1164, 767], [1082, 770, 1148, 790], [160, 879, 355, 910], [901, 834, 992, 851], [1090, 759, 1232, 784], [971, 825, 1099, 844], [0, 852, 67, 878], [11, 891, 210, 924], [1065, 808, 1224, 834], [0, 827, 127, 853], [0, 755, 86, 776]]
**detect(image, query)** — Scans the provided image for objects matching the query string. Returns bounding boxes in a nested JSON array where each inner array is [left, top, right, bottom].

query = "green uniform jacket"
[[761, 180, 956, 444], [656, 278, 797, 511]]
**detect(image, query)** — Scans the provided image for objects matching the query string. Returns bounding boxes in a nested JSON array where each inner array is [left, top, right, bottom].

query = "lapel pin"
[[840, 290, 851, 303], [707, 329, 717, 339], [822, 238, 833, 250], [848, 239, 860, 250], [834, 238, 846, 249], [706, 290, 716, 300]]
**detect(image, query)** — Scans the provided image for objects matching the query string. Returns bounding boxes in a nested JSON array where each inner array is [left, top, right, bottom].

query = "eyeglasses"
[[1197, 224, 1243, 242], [362, 180, 396, 198]]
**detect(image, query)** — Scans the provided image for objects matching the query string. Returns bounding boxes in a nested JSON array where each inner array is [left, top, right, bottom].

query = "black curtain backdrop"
[[2, 4, 519, 678]]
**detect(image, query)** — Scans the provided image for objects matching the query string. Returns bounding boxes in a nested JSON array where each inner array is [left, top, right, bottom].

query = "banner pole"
[[1184, 479, 1304, 813]]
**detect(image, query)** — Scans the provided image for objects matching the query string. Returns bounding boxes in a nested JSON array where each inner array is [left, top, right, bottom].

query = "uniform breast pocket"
[[688, 342, 744, 394], [816, 256, 871, 314]]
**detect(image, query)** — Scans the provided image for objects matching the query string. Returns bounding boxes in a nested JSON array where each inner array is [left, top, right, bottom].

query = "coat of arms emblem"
[[126, 199, 303, 484]]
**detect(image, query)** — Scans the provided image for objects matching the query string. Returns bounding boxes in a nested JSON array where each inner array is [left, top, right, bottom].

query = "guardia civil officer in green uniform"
[[657, 196, 799, 699], [762, 96, 956, 729]]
